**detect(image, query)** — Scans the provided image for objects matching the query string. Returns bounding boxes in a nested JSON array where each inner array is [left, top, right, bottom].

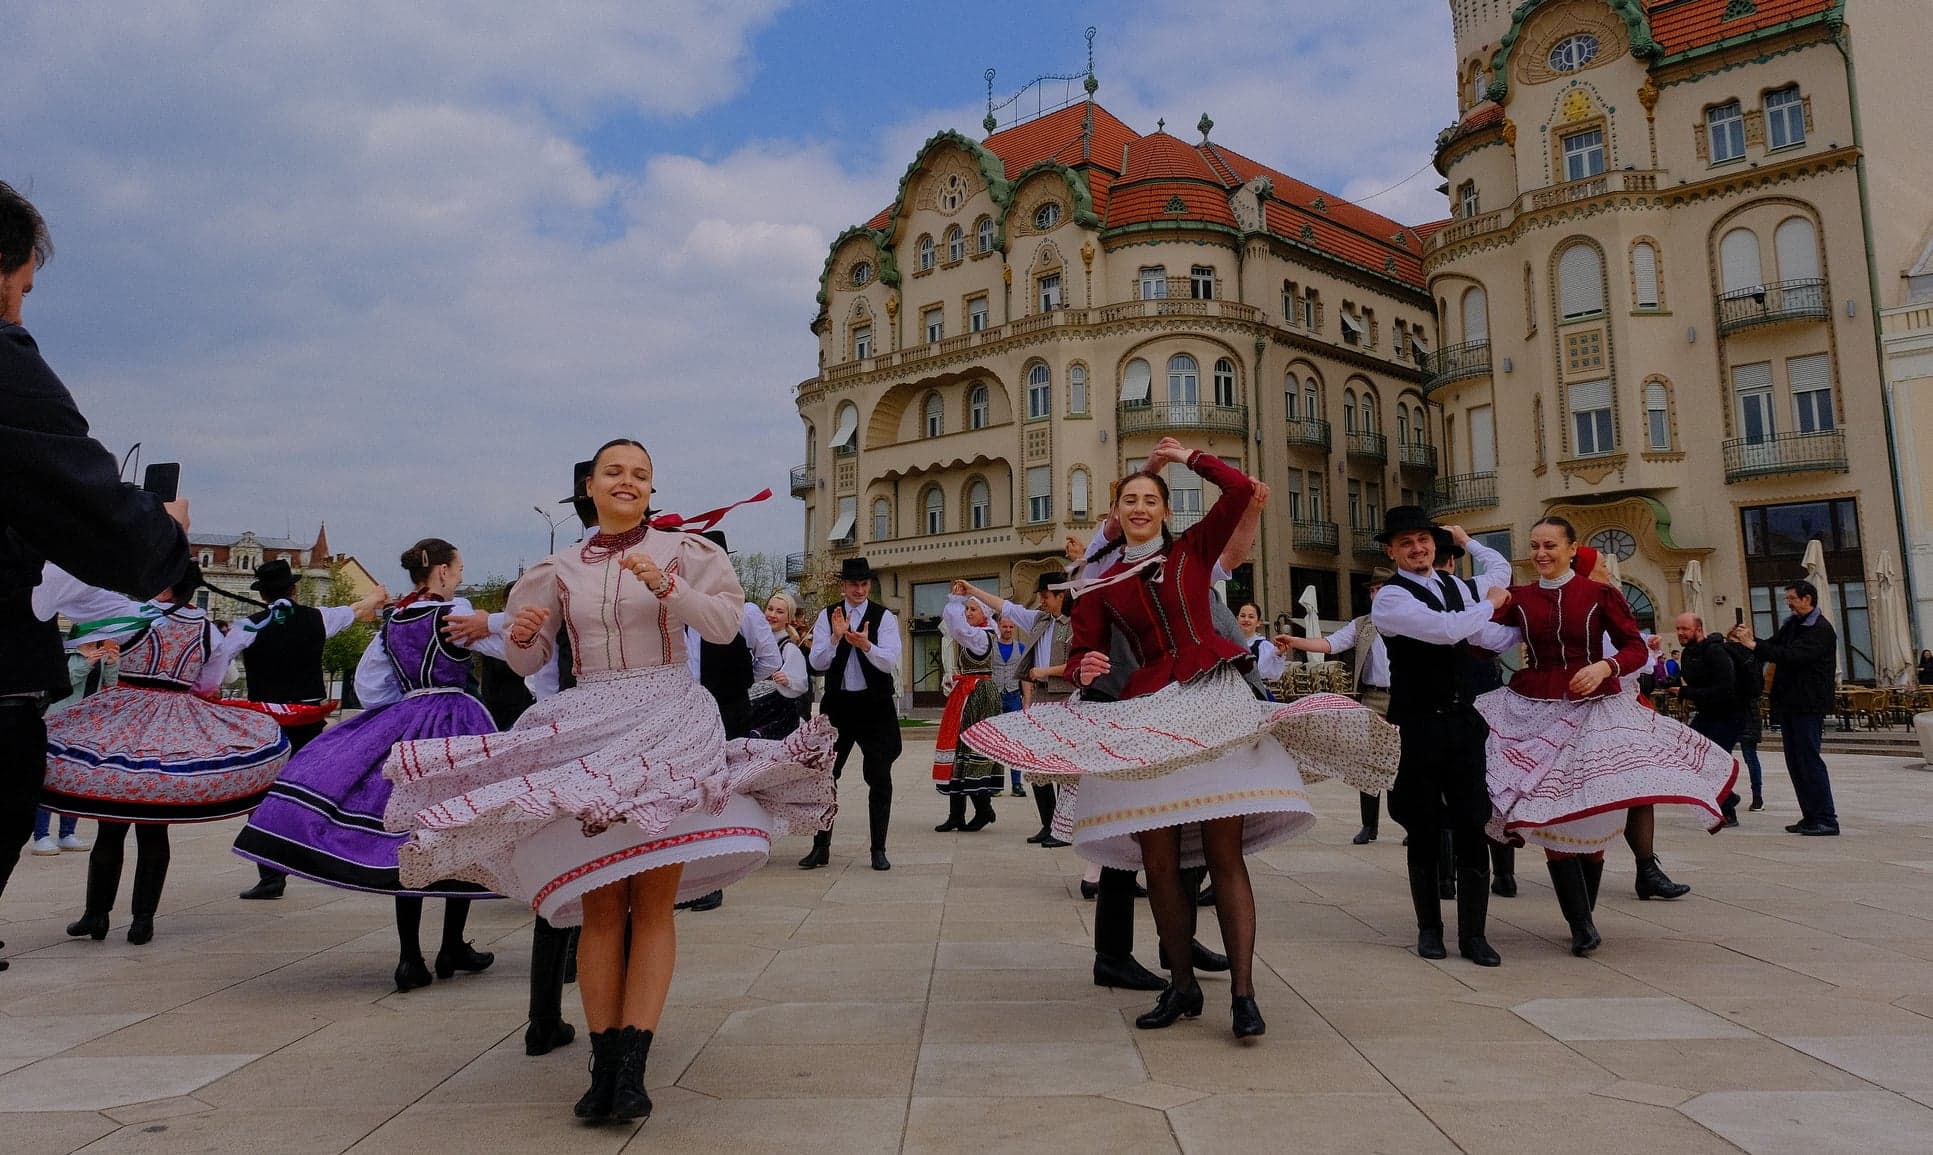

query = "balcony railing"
[[788, 464, 814, 497], [1428, 471, 1499, 515], [1350, 528, 1386, 558], [1117, 401, 1250, 437], [1171, 509, 1205, 533], [1346, 430, 1388, 463], [784, 552, 806, 582], [1424, 170, 1666, 254], [1717, 279, 1829, 334], [1398, 441, 1439, 473], [1285, 418, 1331, 451], [1421, 340, 1491, 393], [1722, 430, 1848, 482], [1292, 520, 1339, 554]]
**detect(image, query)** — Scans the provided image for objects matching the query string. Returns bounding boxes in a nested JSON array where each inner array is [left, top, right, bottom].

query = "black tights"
[[395, 896, 474, 961], [1138, 817, 1256, 998], [86, 821, 171, 913]]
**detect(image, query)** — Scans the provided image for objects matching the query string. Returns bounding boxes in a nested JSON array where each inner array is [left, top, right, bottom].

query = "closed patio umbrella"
[[1682, 559, 1707, 626], [1801, 538, 1843, 681], [1872, 550, 1912, 687]]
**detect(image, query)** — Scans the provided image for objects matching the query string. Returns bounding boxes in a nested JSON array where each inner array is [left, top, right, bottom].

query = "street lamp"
[[533, 505, 566, 555]]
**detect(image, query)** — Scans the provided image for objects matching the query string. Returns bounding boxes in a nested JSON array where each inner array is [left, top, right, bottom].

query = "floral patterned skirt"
[[43, 686, 289, 823]]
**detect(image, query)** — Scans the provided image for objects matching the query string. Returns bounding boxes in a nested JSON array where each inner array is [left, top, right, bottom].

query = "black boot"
[[1456, 868, 1501, 966], [1093, 953, 1167, 991], [126, 854, 168, 946], [1581, 855, 1604, 911], [934, 795, 966, 832], [1436, 829, 1457, 900], [1489, 842, 1517, 897], [66, 849, 119, 940], [1353, 792, 1379, 844], [608, 1026, 653, 1121], [1548, 858, 1601, 956], [573, 1029, 621, 1120], [1634, 854, 1690, 900], [1409, 865, 1447, 960], [962, 794, 995, 832], [238, 865, 287, 900], [525, 917, 577, 1057], [797, 829, 831, 870]]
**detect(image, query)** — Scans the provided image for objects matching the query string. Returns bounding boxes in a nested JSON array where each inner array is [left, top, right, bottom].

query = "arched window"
[[1360, 391, 1377, 434], [975, 215, 995, 254], [805, 424, 817, 466], [1068, 364, 1088, 415], [968, 384, 989, 429], [872, 497, 892, 542], [1026, 363, 1052, 420], [944, 225, 964, 264], [1461, 286, 1489, 342], [1413, 404, 1428, 443], [1284, 372, 1300, 420], [1631, 242, 1661, 310], [1304, 375, 1320, 421], [1524, 263, 1538, 333], [1122, 358, 1153, 407], [1775, 217, 1820, 281], [1397, 407, 1410, 446], [923, 392, 944, 438], [1343, 388, 1358, 433], [1720, 228, 1761, 292], [1557, 243, 1605, 319], [1621, 582, 1657, 633], [923, 486, 946, 535], [1034, 202, 1061, 230], [1212, 358, 1237, 407], [1070, 468, 1091, 520], [917, 234, 935, 272], [1167, 354, 1199, 406], [1645, 381, 1671, 450], [966, 478, 990, 530], [831, 402, 859, 453]]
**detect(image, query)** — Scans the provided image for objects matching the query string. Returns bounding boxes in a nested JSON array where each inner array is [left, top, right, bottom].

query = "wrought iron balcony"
[[1421, 340, 1491, 393], [1351, 528, 1387, 558], [784, 552, 806, 582], [788, 464, 814, 497], [1285, 418, 1331, 451], [1292, 520, 1339, 554], [1116, 401, 1250, 437], [1722, 430, 1848, 482], [1346, 430, 1388, 463], [1398, 441, 1439, 473], [1428, 471, 1498, 515], [1717, 278, 1828, 334]]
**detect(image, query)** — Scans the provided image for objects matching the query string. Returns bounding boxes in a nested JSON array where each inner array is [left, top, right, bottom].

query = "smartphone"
[[1735, 607, 1745, 627], [142, 462, 180, 502]]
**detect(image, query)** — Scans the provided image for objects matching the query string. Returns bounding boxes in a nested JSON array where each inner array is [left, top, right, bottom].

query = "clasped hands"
[[829, 605, 873, 652]]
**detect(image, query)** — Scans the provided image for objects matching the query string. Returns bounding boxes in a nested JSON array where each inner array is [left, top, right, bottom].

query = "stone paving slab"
[[3, 742, 1933, 1151]]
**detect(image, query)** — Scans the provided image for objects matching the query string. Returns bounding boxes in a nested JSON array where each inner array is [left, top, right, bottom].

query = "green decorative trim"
[[1654, 7, 1842, 75], [1384, 256, 1399, 274], [1007, 159, 1101, 229], [1489, 0, 1659, 103], [1299, 223, 1316, 241], [1311, 196, 1328, 213], [814, 225, 892, 312]]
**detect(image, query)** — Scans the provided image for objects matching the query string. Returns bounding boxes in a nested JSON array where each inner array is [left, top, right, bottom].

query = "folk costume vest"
[[822, 600, 894, 705], [242, 603, 328, 703], [1383, 573, 1491, 727]]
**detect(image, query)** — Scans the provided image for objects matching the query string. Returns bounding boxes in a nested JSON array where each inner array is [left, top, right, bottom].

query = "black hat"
[[249, 559, 297, 592], [561, 459, 597, 529], [701, 529, 731, 553], [836, 557, 875, 582], [1036, 572, 1064, 596], [1375, 505, 1438, 544], [1431, 526, 1465, 561]]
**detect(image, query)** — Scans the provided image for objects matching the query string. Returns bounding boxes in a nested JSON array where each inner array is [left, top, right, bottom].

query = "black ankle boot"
[[526, 918, 577, 1057], [126, 855, 168, 946], [1634, 855, 1690, 901], [1409, 865, 1447, 959], [1093, 953, 1168, 991], [1547, 858, 1601, 956], [797, 829, 831, 869], [435, 941, 495, 979], [573, 1029, 621, 1120], [1489, 843, 1517, 897], [1231, 994, 1266, 1039], [609, 1026, 653, 1121], [66, 912, 110, 940], [962, 797, 995, 832], [1134, 982, 1204, 1030], [1456, 868, 1501, 967], [934, 796, 966, 832], [395, 955, 433, 991]]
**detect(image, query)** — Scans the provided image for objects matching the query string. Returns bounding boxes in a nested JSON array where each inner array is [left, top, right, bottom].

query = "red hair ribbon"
[[650, 489, 772, 534]]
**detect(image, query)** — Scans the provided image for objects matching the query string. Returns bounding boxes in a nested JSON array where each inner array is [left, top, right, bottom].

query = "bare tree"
[[732, 551, 785, 607]]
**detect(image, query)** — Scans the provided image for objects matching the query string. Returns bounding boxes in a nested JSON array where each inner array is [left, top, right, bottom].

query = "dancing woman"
[[746, 591, 810, 740], [1478, 517, 1735, 956], [930, 585, 1003, 832], [381, 439, 835, 1123], [963, 442, 1397, 1039], [234, 538, 507, 991]]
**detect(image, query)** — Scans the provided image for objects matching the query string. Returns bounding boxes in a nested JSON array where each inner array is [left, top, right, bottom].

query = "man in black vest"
[[238, 559, 387, 899], [1370, 507, 1513, 968], [803, 557, 902, 871], [2, 182, 193, 968]]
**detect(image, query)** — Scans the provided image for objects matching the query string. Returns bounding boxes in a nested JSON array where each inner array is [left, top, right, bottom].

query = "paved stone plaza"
[[4, 738, 1933, 1153]]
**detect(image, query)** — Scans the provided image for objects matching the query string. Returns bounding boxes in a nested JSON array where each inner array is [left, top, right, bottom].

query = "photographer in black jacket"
[[1672, 612, 1746, 826], [1, 182, 191, 965], [1730, 580, 1839, 836]]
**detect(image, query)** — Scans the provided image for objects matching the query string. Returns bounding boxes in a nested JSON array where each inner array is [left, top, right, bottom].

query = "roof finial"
[[1198, 113, 1214, 142], [1083, 26, 1099, 96], [984, 69, 998, 135], [1156, 117, 1165, 133]]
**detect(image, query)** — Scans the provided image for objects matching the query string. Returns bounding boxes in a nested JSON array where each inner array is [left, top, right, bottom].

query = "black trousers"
[[0, 700, 48, 902], [1095, 863, 1205, 960], [1390, 708, 1492, 927], [826, 699, 900, 852]]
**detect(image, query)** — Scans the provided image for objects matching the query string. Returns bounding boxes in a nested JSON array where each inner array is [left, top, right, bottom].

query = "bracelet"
[[649, 575, 675, 598]]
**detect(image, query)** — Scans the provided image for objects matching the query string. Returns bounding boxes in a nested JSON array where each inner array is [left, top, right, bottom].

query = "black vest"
[[822, 600, 894, 703], [1383, 572, 1492, 726], [699, 631, 756, 739], [242, 603, 327, 703]]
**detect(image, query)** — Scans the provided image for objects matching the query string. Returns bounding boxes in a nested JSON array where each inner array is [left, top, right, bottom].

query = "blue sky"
[[8, 0, 1454, 589]]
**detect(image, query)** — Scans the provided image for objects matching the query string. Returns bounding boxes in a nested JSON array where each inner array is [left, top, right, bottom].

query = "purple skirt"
[[233, 689, 498, 898]]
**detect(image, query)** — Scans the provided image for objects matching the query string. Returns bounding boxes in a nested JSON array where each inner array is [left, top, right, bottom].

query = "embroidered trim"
[[531, 825, 769, 908], [1072, 786, 1311, 830], [581, 523, 649, 563]]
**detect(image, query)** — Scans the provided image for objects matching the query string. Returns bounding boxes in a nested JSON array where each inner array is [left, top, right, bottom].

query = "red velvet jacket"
[[1067, 452, 1253, 701], [1493, 577, 1648, 701]]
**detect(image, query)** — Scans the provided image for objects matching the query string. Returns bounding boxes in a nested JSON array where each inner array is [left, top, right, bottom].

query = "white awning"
[[827, 508, 856, 542], [1340, 310, 1365, 336], [829, 407, 859, 450], [1120, 359, 1152, 404]]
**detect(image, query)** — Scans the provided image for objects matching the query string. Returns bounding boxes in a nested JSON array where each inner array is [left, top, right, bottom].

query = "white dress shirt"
[[1242, 633, 1286, 680], [353, 596, 506, 709], [941, 596, 994, 658], [686, 602, 782, 682], [1321, 618, 1390, 688], [1372, 569, 1518, 652], [809, 599, 902, 692]]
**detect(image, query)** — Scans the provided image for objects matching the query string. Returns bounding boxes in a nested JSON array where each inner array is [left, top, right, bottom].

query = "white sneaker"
[[30, 835, 60, 856], [58, 834, 92, 852]]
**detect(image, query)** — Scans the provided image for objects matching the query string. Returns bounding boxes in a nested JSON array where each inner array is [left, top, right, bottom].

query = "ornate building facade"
[[186, 525, 372, 616], [1427, 0, 1928, 676], [794, 93, 1438, 703]]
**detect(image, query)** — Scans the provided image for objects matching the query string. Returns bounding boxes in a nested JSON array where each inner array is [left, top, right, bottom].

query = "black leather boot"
[[573, 1029, 621, 1120], [526, 918, 577, 1057], [67, 840, 122, 940], [1581, 855, 1603, 910], [1093, 953, 1167, 991], [1548, 858, 1601, 956], [608, 1026, 653, 1121], [797, 829, 831, 869], [1456, 867, 1501, 967], [934, 795, 966, 832], [1634, 854, 1690, 900], [126, 854, 169, 946], [1409, 866, 1447, 960], [238, 865, 287, 900], [962, 794, 995, 832], [1436, 829, 1457, 900], [1489, 842, 1517, 898]]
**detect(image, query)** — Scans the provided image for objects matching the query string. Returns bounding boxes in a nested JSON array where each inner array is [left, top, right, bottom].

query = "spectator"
[[1673, 614, 1747, 826], [1731, 580, 1838, 836], [1918, 649, 1933, 686]]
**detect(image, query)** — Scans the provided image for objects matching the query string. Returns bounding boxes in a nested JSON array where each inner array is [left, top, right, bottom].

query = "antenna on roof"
[[983, 28, 1101, 136]]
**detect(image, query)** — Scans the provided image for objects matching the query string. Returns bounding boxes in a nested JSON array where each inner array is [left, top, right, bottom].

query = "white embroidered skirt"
[[1479, 687, 1738, 853], [382, 665, 837, 925]]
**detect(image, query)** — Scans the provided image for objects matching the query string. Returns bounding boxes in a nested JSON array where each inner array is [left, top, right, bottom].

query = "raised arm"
[[1175, 448, 1255, 564], [940, 596, 992, 656]]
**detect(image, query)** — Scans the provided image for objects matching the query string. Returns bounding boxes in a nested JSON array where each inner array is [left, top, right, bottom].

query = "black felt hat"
[[837, 557, 875, 582], [249, 559, 297, 592], [1432, 526, 1465, 560], [1375, 505, 1438, 544], [561, 459, 597, 529], [702, 529, 731, 553]]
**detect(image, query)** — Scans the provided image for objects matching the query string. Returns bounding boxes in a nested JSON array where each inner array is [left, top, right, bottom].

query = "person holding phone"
[[1, 182, 191, 968]]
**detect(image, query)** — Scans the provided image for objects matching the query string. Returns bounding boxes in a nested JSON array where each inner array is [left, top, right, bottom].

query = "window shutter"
[[830, 406, 859, 449], [1732, 361, 1773, 392], [1774, 218, 1819, 281], [1645, 382, 1667, 410], [1026, 465, 1051, 500], [1558, 245, 1604, 317], [1120, 359, 1152, 404], [1070, 470, 1090, 516], [1787, 353, 1830, 394], [1720, 229, 1761, 292], [1632, 244, 1659, 308], [1461, 287, 1488, 342], [1568, 379, 1612, 413]]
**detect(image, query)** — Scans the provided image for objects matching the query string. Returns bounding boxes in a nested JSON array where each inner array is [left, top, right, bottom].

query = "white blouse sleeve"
[[1250, 637, 1286, 680], [775, 637, 810, 698], [353, 628, 403, 708], [941, 597, 992, 656]]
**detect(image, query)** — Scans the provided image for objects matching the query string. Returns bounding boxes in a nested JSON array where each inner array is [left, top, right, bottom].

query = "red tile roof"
[[1647, 0, 1836, 56], [983, 103, 1140, 179]]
